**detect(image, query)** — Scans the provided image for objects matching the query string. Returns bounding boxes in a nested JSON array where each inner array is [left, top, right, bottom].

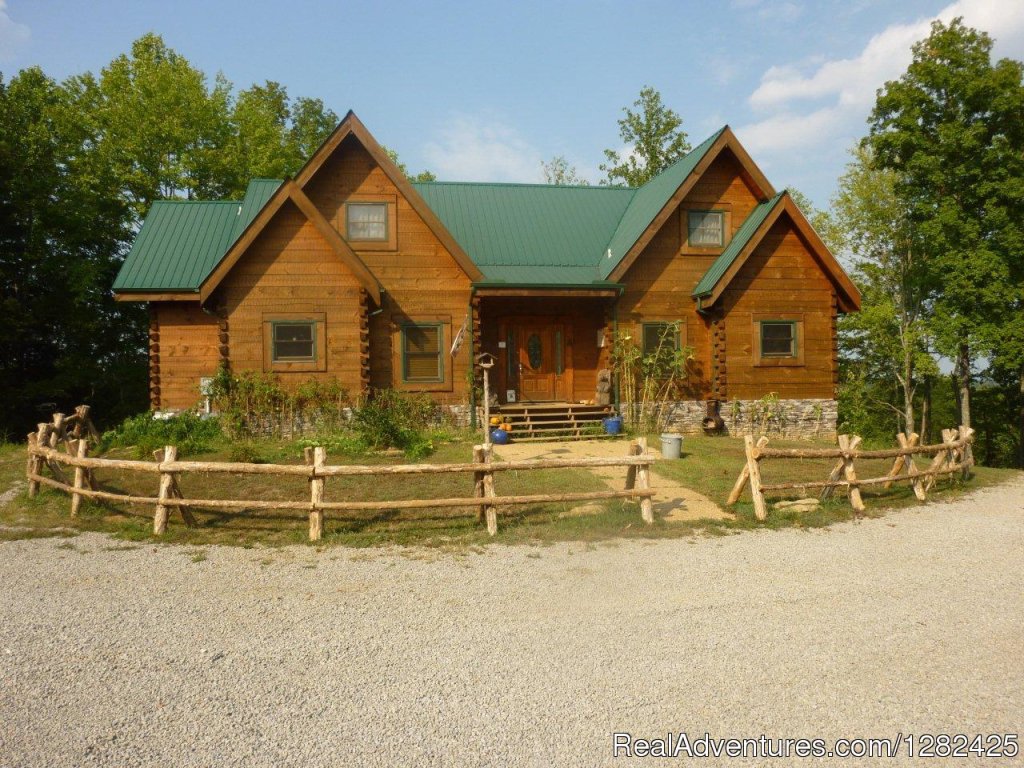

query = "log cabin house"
[[113, 111, 860, 439]]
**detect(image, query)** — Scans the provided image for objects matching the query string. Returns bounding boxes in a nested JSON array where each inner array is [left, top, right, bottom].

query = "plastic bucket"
[[660, 433, 683, 459], [602, 416, 623, 435], [490, 428, 510, 445]]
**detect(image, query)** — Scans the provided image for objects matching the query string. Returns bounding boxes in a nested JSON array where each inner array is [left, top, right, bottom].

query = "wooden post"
[[482, 446, 497, 536], [309, 446, 326, 541], [838, 434, 865, 515], [744, 434, 768, 521], [27, 424, 48, 498], [482, 365, 491, 447], [925, 429, 957, 491], [728, 436, 768, 504], [473, 444, 487, 522], [883, 433, 917, 489], [153, 445, 177, 534], [821, 435, 861, 500], [50, 413, 65, 447], [635, 437, 654, 524], [624, 439, 642, 491], [153, 448, 196, 526], [70, 439, 88, 516], [958, 426, 975, 479]]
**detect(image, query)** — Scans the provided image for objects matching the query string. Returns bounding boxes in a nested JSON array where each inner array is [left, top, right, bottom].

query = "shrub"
[[99, 412, 223, 458], [351, 389, 439, 456]]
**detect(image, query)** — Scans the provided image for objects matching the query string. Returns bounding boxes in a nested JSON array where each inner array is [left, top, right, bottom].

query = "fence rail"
[[727, 426, 975, 520], [25, 409, 655, 540]]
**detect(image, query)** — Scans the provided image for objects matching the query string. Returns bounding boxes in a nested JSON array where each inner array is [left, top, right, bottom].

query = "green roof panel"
[[113, 179, 282, 293], [692, 191, 786, 298], [599, 127, 726, 279], [411, 181, 634, 283]]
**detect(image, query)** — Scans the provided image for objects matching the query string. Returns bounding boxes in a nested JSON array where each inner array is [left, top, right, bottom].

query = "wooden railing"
[[727, 427, 975, 519], [25, 411, 655, 540]]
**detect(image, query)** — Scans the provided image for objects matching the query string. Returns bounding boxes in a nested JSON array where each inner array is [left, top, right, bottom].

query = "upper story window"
[[687, 210, 725, 247], [346, 202, 388, 241]]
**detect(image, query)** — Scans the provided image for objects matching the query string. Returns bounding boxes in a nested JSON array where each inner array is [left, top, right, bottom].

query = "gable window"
[[272, 321, 316, 362], [346, 202, 388, 241], [759, 321, 796, 358], [402, 323, 444, 383], [641, 322, 681, 355], [687, 210, 725, 247]]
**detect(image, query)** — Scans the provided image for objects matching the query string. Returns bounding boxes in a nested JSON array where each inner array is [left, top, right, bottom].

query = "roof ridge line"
[[411, 179, 633, 191]]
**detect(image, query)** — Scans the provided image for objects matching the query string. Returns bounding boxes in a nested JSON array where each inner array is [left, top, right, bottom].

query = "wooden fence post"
[[838, 435, 865, 515], [883, 433, 918, 489], [50, 413, 65, 447], [635, 437, 654, 524], [309, 446, 326, 541], [70, 439, 88, 516], [153, 445, 177, 535], [27, 424, 48, 498], [821, 435, 862, 500], [473, 444, 487, 522], [726, 436, 767, 505], [482, 446, 497, 536], [958, 426, 975, 479], [624, 439, 642, 491], [743, 434, 768, 521]]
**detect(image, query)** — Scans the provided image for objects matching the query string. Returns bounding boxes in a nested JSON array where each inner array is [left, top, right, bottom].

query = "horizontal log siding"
[[720, 216, 836, 399], [618, 151, 764, 399], [151, 302, 220, 410], [304, 137, 473, 400], [216, 199, 364, 394]]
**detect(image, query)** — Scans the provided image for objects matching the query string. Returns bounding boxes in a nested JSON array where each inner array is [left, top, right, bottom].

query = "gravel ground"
[[1, 478, 1022, 767]]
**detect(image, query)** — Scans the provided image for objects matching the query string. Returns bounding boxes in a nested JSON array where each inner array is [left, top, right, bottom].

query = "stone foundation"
[[643, 398, 838, 441]]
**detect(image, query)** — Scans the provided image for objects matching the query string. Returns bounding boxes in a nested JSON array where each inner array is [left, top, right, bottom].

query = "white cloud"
[[423, 116, 543, 182], [738, 0, 1024, 154], [0, 0, 29, 63]]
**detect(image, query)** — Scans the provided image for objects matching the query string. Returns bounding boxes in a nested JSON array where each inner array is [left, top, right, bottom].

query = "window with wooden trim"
[[753, 315, 805, 367], [262, 313, 327, 372], [687, 210, 725, 247], [272, 321, 316, 362], [759, 321, 796, 357], [641, 322, 681, 355], [401, 323, 444, 383], [346, 202, 388, 241]]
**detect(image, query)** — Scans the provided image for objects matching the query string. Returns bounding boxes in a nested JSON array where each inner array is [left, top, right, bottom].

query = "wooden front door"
[[516, 323, 569, 401]]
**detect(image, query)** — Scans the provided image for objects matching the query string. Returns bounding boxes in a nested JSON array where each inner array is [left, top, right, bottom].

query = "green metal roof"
[[115, 130, 748, 292], [113, 179, 281, 292], [411, 181, 634, 284], [692, 191, 786, 298], [599, 127, 726, 279]]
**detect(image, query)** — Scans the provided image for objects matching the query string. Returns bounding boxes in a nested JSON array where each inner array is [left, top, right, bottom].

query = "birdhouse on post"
[[476, 353, 497, 444]]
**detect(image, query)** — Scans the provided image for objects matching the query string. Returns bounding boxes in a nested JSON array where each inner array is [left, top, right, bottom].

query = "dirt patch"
[[495, 439, 729, 522]]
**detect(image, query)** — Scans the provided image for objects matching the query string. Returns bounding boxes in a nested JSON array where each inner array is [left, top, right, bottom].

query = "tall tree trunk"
[[956, 342, 971, 429], [921, 376, 932, 444], [1019, 368, 1024, 468], [901, 346, 915, 437]]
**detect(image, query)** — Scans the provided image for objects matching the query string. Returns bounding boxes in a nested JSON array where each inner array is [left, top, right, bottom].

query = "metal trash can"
[[660, 433, 683, 459]]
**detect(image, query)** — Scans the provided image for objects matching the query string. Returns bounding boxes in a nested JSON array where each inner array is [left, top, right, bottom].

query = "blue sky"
[[2, 0, 1022, 207]]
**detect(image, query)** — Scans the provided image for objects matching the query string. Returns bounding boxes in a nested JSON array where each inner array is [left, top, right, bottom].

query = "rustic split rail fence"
[[25, 410, 655, 540], [727, 426, 975, 520]]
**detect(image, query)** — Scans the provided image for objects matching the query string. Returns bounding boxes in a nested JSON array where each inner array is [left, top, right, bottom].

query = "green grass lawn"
[[0, 432, 1018, 549]]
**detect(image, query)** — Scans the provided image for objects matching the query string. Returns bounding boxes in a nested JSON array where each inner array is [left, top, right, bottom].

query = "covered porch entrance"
[[475, 291, 617, 406]]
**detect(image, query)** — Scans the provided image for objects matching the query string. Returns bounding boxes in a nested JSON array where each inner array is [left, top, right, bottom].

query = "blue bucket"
[[602, 416, 623, 435], [490, 428, 510, 445]]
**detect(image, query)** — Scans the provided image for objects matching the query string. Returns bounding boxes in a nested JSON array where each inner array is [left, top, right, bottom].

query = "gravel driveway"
[[1, 478, 1022, 767]]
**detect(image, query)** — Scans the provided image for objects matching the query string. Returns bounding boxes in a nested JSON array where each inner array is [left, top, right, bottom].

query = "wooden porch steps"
[[495, 402, 619, 442]]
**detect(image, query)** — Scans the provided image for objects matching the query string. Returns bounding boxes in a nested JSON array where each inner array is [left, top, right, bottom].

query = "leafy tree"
[[289, 96, 338, 164], [541, 156, 589, 185], [600, 86, 690, 187], [91, 33, 232, 217], [0, 68, 146, 434], [223, 81, 295, 192], [383, 146, 437, 183], [867, 18, 1024, 434], [832, 147, 938, 437]]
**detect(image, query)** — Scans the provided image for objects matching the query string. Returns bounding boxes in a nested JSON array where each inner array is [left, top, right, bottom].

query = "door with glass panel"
[[515, 323, 568, 401]]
